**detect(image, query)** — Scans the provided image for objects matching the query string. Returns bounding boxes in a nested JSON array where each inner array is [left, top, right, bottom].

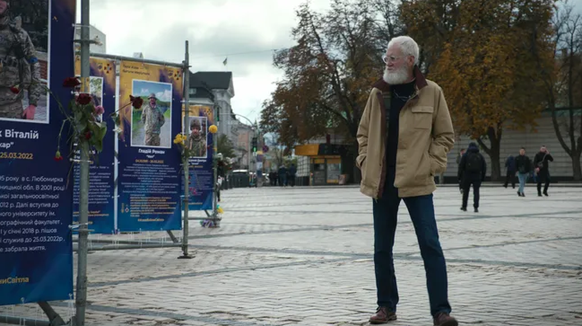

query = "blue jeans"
[[372, 168, 452, 317], [518, 173, 528, 194]]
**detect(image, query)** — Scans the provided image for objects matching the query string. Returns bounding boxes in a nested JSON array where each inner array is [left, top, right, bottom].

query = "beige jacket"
[[356, 67, 454, 199]]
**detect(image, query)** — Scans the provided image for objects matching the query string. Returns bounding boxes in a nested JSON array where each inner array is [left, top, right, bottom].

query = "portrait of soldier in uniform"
[[131, 80, 173, 148], [187, 117, 207, 158], [0, 0, 47, 122], [141, 93, 166, 146]]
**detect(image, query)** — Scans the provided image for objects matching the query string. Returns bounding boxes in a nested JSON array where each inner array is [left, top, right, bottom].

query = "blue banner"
[[116, 61, 183, 231], [72, 57, 116, 234], [185, 105, 214, 211], [0, 0, 75, 306]]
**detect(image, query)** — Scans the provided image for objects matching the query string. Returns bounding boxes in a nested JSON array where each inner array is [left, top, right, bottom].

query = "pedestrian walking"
[[504, 155, 517, 189], [458, 142, 486, 213], [533, 146, 554, 196], [456, 149, 466, 194], [515, 148, 532, 197], [278, 165, 287, 186], [288, 163, 297, 187]]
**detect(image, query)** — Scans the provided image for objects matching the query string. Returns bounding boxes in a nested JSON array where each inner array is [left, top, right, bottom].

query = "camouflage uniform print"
[[145, 133, 161, 147], [141, 104, 165, 146], [0, 101, 22, 119], [188, 134, 207, 157], [0, 16, 42, 120]]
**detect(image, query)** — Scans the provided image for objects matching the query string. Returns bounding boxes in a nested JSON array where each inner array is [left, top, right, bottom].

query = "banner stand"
[[71, 45, 221, 253], [0, 47, 200, 325]]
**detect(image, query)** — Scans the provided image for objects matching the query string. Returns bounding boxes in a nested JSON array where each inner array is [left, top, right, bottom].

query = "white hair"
[[387, 36, 419, 65]]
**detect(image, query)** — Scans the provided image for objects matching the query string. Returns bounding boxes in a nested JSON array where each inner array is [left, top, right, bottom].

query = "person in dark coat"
[[458, 142, 486, 212], [288, 164, 297, 187], [456, 148, 466, 194], [533, 145, 554, 196], [278, 165, 287, 186], [515, 147, 532, 197], [504, 155, 517, 189]]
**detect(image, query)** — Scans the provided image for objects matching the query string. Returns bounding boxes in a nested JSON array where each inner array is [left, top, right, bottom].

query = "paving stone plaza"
[[1, 185, 581, 325]]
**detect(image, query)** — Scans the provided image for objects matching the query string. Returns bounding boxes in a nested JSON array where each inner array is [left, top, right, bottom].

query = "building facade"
[[294, 131, 350, 185], [74, 25, 107, 54], [188, 71, 259, 170], [445, 110, 581, 181]]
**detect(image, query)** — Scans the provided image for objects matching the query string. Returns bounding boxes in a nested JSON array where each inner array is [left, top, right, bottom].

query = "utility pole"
[[75, 0, 90, 324], [179, 41, 192, 259]]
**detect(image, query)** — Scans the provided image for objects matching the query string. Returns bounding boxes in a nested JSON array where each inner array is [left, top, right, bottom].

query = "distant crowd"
[[268, 163, 297, 187], [455, 144, 554, 212]]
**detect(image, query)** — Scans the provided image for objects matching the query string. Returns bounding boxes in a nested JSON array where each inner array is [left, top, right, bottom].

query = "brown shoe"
[[433, 312, 458, 326], [369, 307, 397, 324]]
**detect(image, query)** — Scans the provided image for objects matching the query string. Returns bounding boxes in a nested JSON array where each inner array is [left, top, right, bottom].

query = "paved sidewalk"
[[2, 186, 582, 325]]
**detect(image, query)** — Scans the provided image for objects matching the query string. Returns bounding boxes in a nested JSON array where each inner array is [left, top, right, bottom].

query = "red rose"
[[130, 95, 143, 109], [54, 151, 63, 161], [77, 93, 92, 105], [10, 87, 20, 94], [63, 77, 81, 88], [84, 131, 92, 140]]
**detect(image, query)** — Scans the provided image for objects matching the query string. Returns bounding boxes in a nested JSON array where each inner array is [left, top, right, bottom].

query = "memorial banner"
[[0, 0, 75, 306], [184, 105, 214, 211], [73, 57, 116, 234], [116, 60, 182, 231]]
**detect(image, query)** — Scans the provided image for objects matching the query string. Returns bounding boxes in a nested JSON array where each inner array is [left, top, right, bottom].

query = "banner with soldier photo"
[[184, 104, 214, 211], [72, 57, 116, 234], [0, 0, 75, 306], [116, 60, 183, 231]]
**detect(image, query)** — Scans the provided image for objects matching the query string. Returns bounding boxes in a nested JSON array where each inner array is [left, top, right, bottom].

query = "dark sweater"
[[533, 152, 554, 171], [386, 80, 415, 168], [515, 155, 531, 174]]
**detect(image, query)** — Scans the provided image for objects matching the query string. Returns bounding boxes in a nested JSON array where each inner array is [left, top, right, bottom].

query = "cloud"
[[86, 0, 331, 122], [156, 89, 172, 102]]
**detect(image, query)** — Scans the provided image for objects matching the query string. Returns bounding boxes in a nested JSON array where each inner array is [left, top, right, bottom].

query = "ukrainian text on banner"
[[72, 57, 116, 234], [184, 105, 214, 211], [116, 60, 182, 231], [0, 0, 75, 306]]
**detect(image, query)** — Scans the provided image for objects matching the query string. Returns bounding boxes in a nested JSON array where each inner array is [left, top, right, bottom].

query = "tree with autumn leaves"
[[264, 0, 576, 181], [402, 0, 556, 179], [534, 1, 582, 180], [261, 0, 402, 181]]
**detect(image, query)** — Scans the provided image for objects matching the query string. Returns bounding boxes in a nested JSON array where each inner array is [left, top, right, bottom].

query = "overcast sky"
[[80, 0, 582, 124], [79, 0, 332, 124]]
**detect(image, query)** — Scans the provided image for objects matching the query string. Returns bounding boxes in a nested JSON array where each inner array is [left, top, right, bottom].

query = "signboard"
[[184, 105, 214, 211], [116, 60, 183, 231], [0, 0, 76, 305], [73, 57, 116, 234]]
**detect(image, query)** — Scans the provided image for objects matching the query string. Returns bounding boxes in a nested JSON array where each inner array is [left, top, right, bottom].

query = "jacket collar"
[[372, 65, 428, 92]]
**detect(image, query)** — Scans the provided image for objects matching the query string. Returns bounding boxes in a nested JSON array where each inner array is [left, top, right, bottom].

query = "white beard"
[[383, 66, 410, 85]]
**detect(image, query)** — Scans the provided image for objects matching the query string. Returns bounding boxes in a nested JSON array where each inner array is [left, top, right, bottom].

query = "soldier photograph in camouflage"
[[140, 93, 166, 146], [0, 0, 47, 123], [187, 117, 207, 158], [131, 78, 172, 148]]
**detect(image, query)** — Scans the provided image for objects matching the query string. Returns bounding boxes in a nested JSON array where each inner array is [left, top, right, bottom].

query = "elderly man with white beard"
[[356, 36, 457, 326]]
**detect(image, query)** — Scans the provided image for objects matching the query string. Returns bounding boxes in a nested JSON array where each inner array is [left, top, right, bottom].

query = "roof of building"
[[190, 71, 232, 90]]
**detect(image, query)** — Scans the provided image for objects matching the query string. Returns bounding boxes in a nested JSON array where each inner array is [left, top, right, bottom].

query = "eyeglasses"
[[382, 55, 403, 64]]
